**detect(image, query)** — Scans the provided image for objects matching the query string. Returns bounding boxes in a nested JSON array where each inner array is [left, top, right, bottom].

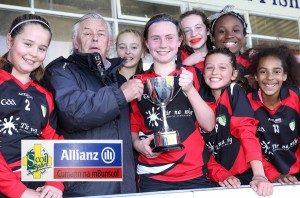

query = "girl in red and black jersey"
[[130, 13, 218, 192], [203, 48, 273, 196], [178, 9, 213, 73], [0, 14, 64, 198], [247, 45, 300, 184]]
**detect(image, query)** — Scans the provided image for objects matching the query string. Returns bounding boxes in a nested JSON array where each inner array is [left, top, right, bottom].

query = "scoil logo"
[[22, 144, 52, 179]]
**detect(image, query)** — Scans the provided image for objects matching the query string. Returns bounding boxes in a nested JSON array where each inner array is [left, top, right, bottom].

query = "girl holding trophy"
[[130, 13, 217, 192]]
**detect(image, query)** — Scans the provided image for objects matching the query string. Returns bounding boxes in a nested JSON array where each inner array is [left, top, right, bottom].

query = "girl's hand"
[[135, 135, 161, 158], [36, 185, 63, 198], [179, 68, 194, 93], [250, 175, 273, 196], [20, 188, 41, 198], [275, 174, 299, 184], [182, 51, 207, 66], [219, 176, 241, 188]]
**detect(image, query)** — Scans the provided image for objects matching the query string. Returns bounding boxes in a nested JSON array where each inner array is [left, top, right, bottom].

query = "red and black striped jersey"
[[248, 86, 300, 181], [0, 64, 63, 197], [130, 65, 212, 182], [206, 83, 262, 175]]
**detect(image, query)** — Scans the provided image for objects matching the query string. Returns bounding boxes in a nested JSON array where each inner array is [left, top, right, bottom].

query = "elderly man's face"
[[73, 18, 112, 60]]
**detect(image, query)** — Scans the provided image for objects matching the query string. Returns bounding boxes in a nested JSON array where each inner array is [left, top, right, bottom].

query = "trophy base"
[[152, 144, 184, 152]]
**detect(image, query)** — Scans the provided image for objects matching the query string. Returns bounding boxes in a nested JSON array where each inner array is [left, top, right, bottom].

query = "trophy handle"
[[169, 87, 181, 102]]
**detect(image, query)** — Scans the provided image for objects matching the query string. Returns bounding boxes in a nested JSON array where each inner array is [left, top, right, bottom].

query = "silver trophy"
[[146, 76, 184, 152]]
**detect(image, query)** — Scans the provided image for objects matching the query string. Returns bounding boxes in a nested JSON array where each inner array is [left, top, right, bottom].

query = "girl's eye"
[[39, 47, 47, 52], [233, 29, 240, 33], [24, 42, 31, 47], [275, 70, 282, 74], [205, 66, 213, 70], [184, 29, 191, 34], [196, 26, 202, 30], [118, 46, 125, 50]]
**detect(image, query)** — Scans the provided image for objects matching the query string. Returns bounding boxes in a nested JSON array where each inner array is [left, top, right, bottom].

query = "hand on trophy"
[[178, 67, 194, 94], [121, 79, 144, 102], [145, 76, 185, 152], [133, 134, 162, 158]]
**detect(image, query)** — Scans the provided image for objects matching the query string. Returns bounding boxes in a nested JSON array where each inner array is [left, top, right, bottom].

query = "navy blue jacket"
[[44, 50, 136, 197]]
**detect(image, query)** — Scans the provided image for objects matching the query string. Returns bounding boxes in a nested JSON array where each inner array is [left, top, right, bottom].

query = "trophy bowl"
[[146, 76, 184, 152], [153, 131, 184, 152]]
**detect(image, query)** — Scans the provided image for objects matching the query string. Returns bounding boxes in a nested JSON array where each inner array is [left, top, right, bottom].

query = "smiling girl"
[[209, 5, 253, 91], [178, 9, 213, 72], [0, 14, 64, 198], [116, 29, 144, 83], [130, 13, 216, 192], [248, 46, 300, 184]]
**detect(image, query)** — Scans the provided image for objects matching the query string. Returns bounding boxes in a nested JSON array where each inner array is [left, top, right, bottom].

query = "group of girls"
[[117, 4, 300, 197], [1, 4, 299, 198]]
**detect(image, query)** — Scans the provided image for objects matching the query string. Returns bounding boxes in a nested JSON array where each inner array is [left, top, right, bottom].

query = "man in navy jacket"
[[44, 13, 143, 197]]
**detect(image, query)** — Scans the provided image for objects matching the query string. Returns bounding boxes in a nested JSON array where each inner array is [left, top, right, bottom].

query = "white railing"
[[85, 183, 300, 198]]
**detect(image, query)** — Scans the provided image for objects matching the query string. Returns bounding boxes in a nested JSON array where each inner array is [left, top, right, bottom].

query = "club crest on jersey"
[[289, 120, 295, 131], [216, 115, 226, 126], [22, 144, 52, 179], [41, 104, 47, 118]]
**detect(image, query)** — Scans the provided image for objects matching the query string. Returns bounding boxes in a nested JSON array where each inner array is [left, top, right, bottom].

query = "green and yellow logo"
[[217, 115, 227, 126], [289, 120, 296, 131], [41, 104, 47, 118], [22, 144, 52, 179]]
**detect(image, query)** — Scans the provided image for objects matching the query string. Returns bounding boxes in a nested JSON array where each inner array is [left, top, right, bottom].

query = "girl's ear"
[[144, 40, 149, 50], [231, 69, 239, 81], [210, 34, 215, 43], [254, 75, 258, 81], [6, 33, 13, 49], [283, 73, 287, 81], [178, 35, 183, 47], [141, 50, 145, 59], [207, 29, 210, 36]]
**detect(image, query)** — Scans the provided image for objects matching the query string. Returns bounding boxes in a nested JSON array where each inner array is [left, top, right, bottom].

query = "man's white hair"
[[71, 13, 112, 40]]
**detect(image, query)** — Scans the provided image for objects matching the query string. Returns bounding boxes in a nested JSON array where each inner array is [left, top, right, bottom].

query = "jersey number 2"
[[25, 99, 31, 111]]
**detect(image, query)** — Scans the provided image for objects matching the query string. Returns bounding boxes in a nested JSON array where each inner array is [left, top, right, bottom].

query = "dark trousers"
[[138, 174, 218, 193]]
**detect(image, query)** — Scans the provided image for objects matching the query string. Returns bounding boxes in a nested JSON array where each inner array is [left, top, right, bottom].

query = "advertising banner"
[[21, 140, 123, 181]]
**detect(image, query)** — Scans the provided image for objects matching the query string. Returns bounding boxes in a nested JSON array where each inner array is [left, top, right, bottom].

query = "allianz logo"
[[1, 99, 16, 105]]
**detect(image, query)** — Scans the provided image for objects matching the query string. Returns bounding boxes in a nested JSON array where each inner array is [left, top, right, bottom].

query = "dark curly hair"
[[250, 45, 300, 87]]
